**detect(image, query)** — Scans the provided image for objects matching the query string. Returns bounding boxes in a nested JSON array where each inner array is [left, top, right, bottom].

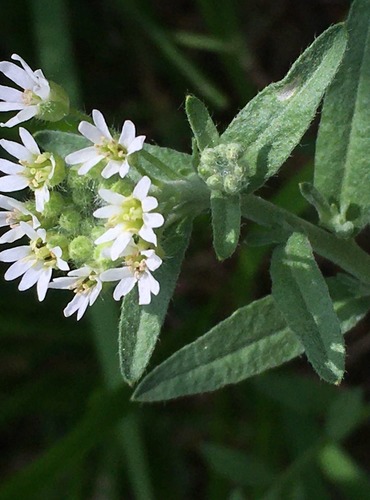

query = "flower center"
[[74, 274, 98, 295], [97, 138, 127, 162], [125, 253, 147, 279], [30, 238, 57, 267], [107, 198, 143, 233], [22, 89, 42, 107], [20, 153, 54, 190]]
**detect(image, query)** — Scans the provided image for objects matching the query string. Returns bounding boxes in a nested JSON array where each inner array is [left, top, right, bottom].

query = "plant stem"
[[241, 194, 370, 284]]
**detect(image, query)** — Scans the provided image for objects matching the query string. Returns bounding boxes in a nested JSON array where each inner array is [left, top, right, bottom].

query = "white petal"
[[49, 277, 78, 289], [89, 281, 102, 306], [0, 85, 23, 102], [0, 194, 16, 210], [133, 176, 151, 200], [0, 138, 32, 161], [1, 106, 38, 128], [143, 212, 164, 228], [36, 267, 52, 301], [68, 266, 92, 278], [78, 121, 103, 144], [64, 293, 85, 317], [56, 256, 70, 271], [94, 226, 122, 245], [111, 233, 132, 260], [0, 159, 23, 174], [0, 174, 28, 192], [138, 225, 157, 245], [147, 271, 160, 296], [11, 55, 39, 83], [119, 120, 136, 145], [101, 160, 120, 179], [0, 102, 25, 111], [65, 147, 97, 165], [0, 60, 34, 88], [113, 276, 136, 301], [0, 226, 25, 243], [93, 205, 120, 219], [138, 273, 152, 305], [19, 127, 40, 154], [92, 109, 112, 140], [100, 267, 131, 282], [142, 196, 158, 212], [0, 245, 30, 262], [19, 221, 40, 241], [76, 296, 90, 320], [35, 185, 49, 212], [143, 251, 162, 271], [98, 188, 125, 205], [18, 265, 43, 291], [77, 155, 104, 175], [0, 213, 8, 227], [118, 161, 130, 178], [127, 135, 145, 154], [4, 258, 33, 280]]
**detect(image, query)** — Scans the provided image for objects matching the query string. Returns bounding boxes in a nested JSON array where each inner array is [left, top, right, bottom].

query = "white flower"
[[49, 266, 103, 320], [0, 194, 40, 244], [0, 222, 69, 301], [65, 109, 145, 178], [0, 54, 50, 128], [94, 176, 164, 260], [101, 248, 162, 305], [0, 127, 58, 212]]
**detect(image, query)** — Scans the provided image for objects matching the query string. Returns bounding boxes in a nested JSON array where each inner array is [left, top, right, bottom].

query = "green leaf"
[[314, 0, 370, 230], [270, 232, 344, 384], [221, 24, 347, 192], [211, 191, 241, 260], [185, 95, 219, 151], [201, 443, 275, 487], [35, 130, 89, 158], [141, 144, 194, 180], [132, 275, 369, 401], [119, 218, 193, 385]]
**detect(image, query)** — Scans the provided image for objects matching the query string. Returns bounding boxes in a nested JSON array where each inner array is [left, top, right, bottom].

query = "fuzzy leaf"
[[35, 130, 89, 158], [271, 232, 344, 384], [314, 0, 370, 230], [119, 218, 192, 385], [132, 276, 370, 401], [221, 24, 347, 192], [211, 191, 241, 260], [185, 95, 219, 151]]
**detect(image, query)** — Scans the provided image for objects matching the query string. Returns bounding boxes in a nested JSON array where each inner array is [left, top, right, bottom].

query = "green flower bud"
[[59, 209, 81, 233], [38, 81, 70, 122], [69, 236, 94, 264], [198, 142, 248, 195], [39, 192, 66, 220]]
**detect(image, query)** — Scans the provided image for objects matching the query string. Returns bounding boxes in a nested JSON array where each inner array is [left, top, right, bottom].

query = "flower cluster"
[[0, 55, 164, 320]]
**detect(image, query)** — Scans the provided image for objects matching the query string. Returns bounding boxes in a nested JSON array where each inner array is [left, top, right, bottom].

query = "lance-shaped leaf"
[[35, 130, 89, 158], [270, 232, 344, 384], [119, 218, 193, 385], [185, 95, 219, 151], [221, 24, 347, 193], [132, 276, 370, 401], [314, 0, 370, 230], [211, 191, 241, 260]]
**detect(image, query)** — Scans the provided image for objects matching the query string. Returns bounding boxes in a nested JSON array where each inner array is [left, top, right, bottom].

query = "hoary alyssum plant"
[[0, 0, 369, 402]]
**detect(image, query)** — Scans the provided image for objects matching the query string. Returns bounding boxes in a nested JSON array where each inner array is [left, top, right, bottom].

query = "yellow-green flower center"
[[124, 253, 147, 278], [20, 153, 54, 190], [75, 274, 98, 294], [97, 138, 128, 162], [107, 197, 143, 233], [30, 238, 58, 267], [22, 89, 42, 107]]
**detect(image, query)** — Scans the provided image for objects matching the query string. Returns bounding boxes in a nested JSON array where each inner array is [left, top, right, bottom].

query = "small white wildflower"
[[0, 222, 69, 301], [65, 109, 145, 178], [0, 194, 40, 244], [0, 127, 62, 212], [94, 176, 164, 260], [49, 266, 103, 320], [100, 248, 162, 305], [0, 54, 50, 128]]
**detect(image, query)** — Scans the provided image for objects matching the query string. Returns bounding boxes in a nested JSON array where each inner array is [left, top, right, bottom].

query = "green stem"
[[241, 194, 370, 284]]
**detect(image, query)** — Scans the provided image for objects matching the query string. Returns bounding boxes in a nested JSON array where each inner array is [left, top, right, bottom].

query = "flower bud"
[[38, 82, 70, 122], [69, 236, 94, 263], [198, 143, 248, 195]]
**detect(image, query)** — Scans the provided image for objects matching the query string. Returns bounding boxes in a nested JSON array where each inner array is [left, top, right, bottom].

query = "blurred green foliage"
[[0, 0, 369, 498]]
